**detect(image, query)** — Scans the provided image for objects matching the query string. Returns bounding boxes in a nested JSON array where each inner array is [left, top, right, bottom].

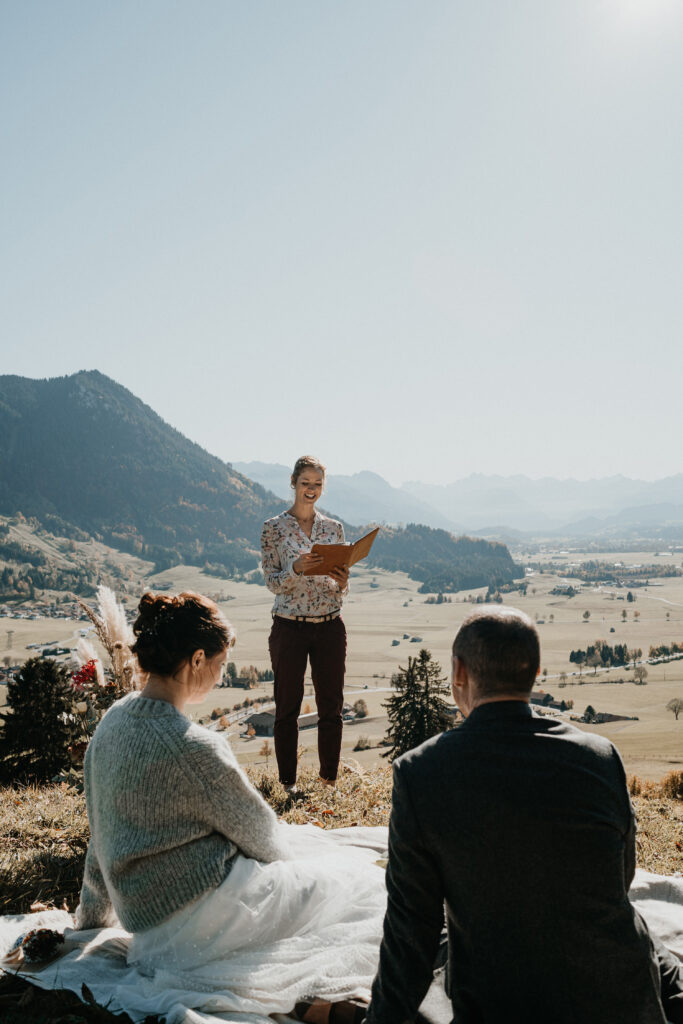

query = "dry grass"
[[628, 770, 683, 874], [1, 766, 681, 919], [629, 769, 683, 801], [250, 762, 394, 827], [0, 765, 393, 918], [633, 797, 683, 874], [0, 783, 89, 916]]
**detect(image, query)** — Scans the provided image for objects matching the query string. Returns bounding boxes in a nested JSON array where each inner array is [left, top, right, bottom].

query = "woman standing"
[[261, 455, 349, 789]]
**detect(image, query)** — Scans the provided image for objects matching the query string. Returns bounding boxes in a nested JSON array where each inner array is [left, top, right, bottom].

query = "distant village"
[[0, 599, 91, 622], [0, 600, 94, 683]]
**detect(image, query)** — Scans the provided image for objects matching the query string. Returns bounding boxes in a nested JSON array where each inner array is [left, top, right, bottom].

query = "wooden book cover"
[[303, 527, 380, 576]]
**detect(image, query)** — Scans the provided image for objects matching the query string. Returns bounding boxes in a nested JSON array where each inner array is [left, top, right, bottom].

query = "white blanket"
[[1, 825, 682, 1024]]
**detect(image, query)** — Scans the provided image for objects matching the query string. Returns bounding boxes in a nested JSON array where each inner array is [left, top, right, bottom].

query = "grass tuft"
[[659, 770, 683, 801], [0, 783, 89, 916], [249, 762, 393, 826]]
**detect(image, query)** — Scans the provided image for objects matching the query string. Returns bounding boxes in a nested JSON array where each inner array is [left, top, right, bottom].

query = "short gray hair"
[[452, 607, 540, 696]]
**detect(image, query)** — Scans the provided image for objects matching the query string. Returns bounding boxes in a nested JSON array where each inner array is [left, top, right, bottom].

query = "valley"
[[3, 550, 682, 781]]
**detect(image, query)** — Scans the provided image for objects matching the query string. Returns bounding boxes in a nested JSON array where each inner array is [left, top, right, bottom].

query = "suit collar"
[[463, 700, 533, 727]]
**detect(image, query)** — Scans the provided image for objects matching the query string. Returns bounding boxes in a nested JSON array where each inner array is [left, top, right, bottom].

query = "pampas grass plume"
[[97, 585, 134, 648], [77, 587, 138, 691]]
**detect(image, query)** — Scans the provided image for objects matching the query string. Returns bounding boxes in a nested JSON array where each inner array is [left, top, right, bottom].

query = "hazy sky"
[[2, 1, 682, 485]]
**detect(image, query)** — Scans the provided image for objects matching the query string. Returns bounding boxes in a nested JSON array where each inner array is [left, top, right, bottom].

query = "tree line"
[[648, 641, 683, 661], [559, 560, 682, 582], [365, 525, 522, 594], [569, 640, 642, 672]]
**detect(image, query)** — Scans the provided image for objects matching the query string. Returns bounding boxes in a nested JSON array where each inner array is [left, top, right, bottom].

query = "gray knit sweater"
[[74, 693, 288, 933]]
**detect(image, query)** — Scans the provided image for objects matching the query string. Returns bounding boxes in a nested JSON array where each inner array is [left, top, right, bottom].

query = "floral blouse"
[[261, 510, 347, 617]]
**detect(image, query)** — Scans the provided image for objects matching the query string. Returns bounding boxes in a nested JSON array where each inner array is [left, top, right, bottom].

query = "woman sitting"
[[74, 591, 381, 1023], [74, 591, 285, 933]]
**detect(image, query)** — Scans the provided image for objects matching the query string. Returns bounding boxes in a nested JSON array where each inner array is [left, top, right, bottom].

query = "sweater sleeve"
[[261, 519, 298, 595], [191, 731, 289, 863], [73, 840, 120, 930]]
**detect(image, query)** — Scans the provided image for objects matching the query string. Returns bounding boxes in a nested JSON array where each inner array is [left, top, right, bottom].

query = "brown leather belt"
[[274, 611, 341, 624]]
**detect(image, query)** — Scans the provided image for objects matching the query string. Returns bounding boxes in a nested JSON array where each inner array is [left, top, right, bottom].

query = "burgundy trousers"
[[268, 615, 347, 785]]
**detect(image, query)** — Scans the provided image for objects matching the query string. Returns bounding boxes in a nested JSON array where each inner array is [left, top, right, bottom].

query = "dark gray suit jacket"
[[366, 700, 668, 1024]]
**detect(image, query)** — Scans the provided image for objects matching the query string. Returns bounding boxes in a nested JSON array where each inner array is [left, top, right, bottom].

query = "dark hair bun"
[[131, 591, 234, 677]]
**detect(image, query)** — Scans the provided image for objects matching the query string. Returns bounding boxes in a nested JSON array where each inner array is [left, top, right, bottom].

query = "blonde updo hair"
[[290, 455, 326, 489], [131, 591, 235, 677]]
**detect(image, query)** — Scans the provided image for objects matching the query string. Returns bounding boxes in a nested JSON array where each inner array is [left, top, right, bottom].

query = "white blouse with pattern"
[[261, 510, 346, 618]]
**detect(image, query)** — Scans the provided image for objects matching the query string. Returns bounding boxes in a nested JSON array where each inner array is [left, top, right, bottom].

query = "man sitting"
[[365, 607, 683, 1024]]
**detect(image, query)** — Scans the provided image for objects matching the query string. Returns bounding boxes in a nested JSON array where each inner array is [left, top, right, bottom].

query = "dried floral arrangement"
[[76, 585, 137, 691], [56, 586, 139, 785]]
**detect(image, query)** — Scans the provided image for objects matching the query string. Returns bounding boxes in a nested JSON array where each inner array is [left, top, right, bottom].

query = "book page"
[[348, 527, 380, 567]]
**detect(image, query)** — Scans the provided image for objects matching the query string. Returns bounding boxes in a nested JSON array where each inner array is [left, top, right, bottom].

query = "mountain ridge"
[[237, 461, 683, 537], [0, 370, 283, 573], [0, 372, 521, 594], [401, 474, 683, 534], [233, 461, 462, 532]]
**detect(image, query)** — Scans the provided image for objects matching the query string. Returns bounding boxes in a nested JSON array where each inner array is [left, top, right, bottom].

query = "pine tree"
[[382, 649, 451, 762], [0, 657, 79, 783]]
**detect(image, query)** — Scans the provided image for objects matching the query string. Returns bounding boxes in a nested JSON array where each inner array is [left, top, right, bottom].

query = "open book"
[[303, 527, 380, 576]]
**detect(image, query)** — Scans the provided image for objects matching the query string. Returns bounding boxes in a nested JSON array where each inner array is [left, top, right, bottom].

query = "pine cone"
[[21, 928, 65, 962]]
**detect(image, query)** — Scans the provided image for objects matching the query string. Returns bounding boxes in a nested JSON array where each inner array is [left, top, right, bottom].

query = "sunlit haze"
[[2, 1, 682, 485]]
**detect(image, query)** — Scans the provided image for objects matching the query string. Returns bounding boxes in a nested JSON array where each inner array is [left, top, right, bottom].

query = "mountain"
[[367, 526, 520, 594], [557, 503, 683, 542], [0, 372, 520, 594], [234, 463, 683, 539], [233, 462, 460, 531], [231, 463, 291, 502], [0, 371, 282, 574], [402, 474, 683, 535]]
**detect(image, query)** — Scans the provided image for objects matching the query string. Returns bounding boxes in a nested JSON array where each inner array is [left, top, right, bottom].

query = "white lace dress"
[[126, 823, 388, 1020]]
